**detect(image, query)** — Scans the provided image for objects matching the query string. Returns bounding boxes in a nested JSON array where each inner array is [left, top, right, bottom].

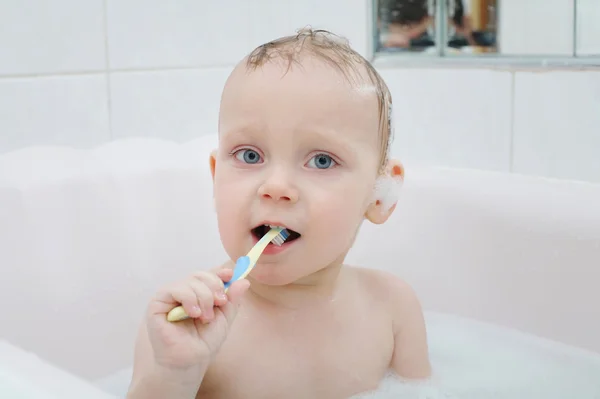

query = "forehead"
[[219, 58, 380, 150]]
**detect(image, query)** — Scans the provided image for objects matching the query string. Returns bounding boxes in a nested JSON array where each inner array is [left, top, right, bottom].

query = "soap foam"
[[372, 174, 403, 212], [351, 372, 454, 399], [94, 315, 600, 399]]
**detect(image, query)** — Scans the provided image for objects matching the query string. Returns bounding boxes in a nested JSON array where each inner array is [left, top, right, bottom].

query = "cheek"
[[308, 181, 369, 247], [213, 177, 249, 254], [213, 168, 254, 218]]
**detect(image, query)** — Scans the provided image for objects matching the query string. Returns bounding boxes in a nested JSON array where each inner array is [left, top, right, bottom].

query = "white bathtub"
[[1, 134, 599, 398]]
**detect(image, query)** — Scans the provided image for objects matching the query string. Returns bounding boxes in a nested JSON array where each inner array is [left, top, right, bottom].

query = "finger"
[[216, 268, 234, 282], [219, 279, 250, 325], [192, 271, 225, 291], [192, 271, 228, 306], [189, 279, 216, 321], [150, 283, 202, 319], [213, 269, 235, 306]]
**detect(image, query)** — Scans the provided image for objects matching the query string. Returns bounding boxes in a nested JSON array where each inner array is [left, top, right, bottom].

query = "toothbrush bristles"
[[271, 229, 289, 246]]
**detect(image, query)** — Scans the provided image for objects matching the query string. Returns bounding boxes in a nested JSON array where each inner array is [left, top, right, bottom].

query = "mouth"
[[251, 224, 302, 244]]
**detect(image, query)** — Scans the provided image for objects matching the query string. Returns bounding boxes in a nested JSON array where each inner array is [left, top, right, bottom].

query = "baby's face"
[[211, 58, 381, 285]]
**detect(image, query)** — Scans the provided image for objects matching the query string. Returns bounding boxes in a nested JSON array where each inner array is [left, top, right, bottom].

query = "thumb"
[[220, 279, 250, 324]]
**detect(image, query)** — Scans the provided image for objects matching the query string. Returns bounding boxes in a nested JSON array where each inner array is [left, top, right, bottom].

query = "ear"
[[209, 149, 218, 182], [365, 159, 404, 225]]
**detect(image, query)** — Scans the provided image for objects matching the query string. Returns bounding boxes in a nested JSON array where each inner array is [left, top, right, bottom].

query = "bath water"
[[94, 312, 600, 398], [351, 312, 600, 399]]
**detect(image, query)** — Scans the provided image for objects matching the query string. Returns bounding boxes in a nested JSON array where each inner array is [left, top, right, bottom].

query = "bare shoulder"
[[346, 266, 421, 311], [347, 266, 431, 378]]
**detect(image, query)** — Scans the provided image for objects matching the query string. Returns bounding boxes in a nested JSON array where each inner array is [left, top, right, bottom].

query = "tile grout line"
[[508, 71, 516, 173], [0, 70, 105, 80], [102, 0, 113, 140], [572, 0, 577, 57], [0, 64, 236, 81]]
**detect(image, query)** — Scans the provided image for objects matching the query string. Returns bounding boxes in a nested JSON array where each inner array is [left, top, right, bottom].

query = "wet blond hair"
[[245, 27, 394, 173]]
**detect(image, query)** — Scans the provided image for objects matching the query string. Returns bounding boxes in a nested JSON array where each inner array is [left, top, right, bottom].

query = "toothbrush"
[[166, 227, 289, 322]]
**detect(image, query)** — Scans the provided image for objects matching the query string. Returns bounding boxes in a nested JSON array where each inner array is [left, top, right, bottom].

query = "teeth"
[[268, 224, 284, 229]]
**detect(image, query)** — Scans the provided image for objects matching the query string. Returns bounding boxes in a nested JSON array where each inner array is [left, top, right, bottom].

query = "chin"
[[249, 264, 305, 286]]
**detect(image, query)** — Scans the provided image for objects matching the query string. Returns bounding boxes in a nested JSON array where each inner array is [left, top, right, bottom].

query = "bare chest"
[[198, 303, 394, 399]]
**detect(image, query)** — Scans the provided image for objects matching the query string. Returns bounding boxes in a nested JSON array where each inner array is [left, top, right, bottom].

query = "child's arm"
[[127, 267, 249, 399], [127, 322, 206, 399], [388, 278, 432, 379]]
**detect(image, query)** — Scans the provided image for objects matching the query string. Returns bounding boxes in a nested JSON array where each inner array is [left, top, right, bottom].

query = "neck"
[[247, 261, 344, 310]]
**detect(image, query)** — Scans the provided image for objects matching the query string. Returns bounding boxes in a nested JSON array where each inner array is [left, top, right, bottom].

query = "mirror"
[[375, 0, 600, 58], [377, 0, 438, 52]]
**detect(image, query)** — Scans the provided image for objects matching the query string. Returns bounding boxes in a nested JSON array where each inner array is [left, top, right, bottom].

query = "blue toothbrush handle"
[[224, 256, 251, 290], [167, 256, 251, 322]]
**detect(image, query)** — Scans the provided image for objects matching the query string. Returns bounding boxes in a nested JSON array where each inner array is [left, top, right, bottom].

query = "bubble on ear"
[[372, 174, 403, 212]]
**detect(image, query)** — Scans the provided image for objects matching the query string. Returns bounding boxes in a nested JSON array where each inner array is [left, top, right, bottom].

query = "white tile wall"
[[576, 0, 600, 56], [109, 68, 231, 141], [250, 0, 301, 48], [106, 0, 368, 71], [379, 68, 513, 172], [249, 0, 369, 56], [285, 0, 369, 57], [499, 0, 574, 56], [0, 0, 106, 76], [0, 75, 110, 152], [512, 71, 600, 182], [105, 0, 254, 69], [0, 0, 599, 184]]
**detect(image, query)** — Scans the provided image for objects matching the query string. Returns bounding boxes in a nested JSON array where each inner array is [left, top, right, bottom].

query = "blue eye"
[[307, 153, 336, 169], [235, 149, 262, 164]]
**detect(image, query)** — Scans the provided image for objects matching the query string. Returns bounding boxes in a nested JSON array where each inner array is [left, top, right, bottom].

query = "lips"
[[251, 223, 302, 243]]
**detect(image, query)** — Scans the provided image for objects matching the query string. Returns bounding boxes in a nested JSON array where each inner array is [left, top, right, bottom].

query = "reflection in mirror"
[[376, 0, 498, 54], [445, 0, 497, 54], [377, 0, 437, 53], [375, 1, 600, 58], [576, 0, 600, 56]]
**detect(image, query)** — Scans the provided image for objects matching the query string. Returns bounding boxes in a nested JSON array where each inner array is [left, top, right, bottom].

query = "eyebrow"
[[219, 123, 263, 143], [296, 126, 360, 160]]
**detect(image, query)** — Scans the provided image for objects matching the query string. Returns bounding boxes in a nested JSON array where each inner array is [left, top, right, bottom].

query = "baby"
[[126, 28, 431, 399]]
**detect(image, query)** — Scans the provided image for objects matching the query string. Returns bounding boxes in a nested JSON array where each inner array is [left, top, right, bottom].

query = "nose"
[[257, 174, 299, 203]]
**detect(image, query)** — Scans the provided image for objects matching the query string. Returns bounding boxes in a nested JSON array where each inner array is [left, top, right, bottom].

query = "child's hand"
[[145, 268, 250, 371]]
